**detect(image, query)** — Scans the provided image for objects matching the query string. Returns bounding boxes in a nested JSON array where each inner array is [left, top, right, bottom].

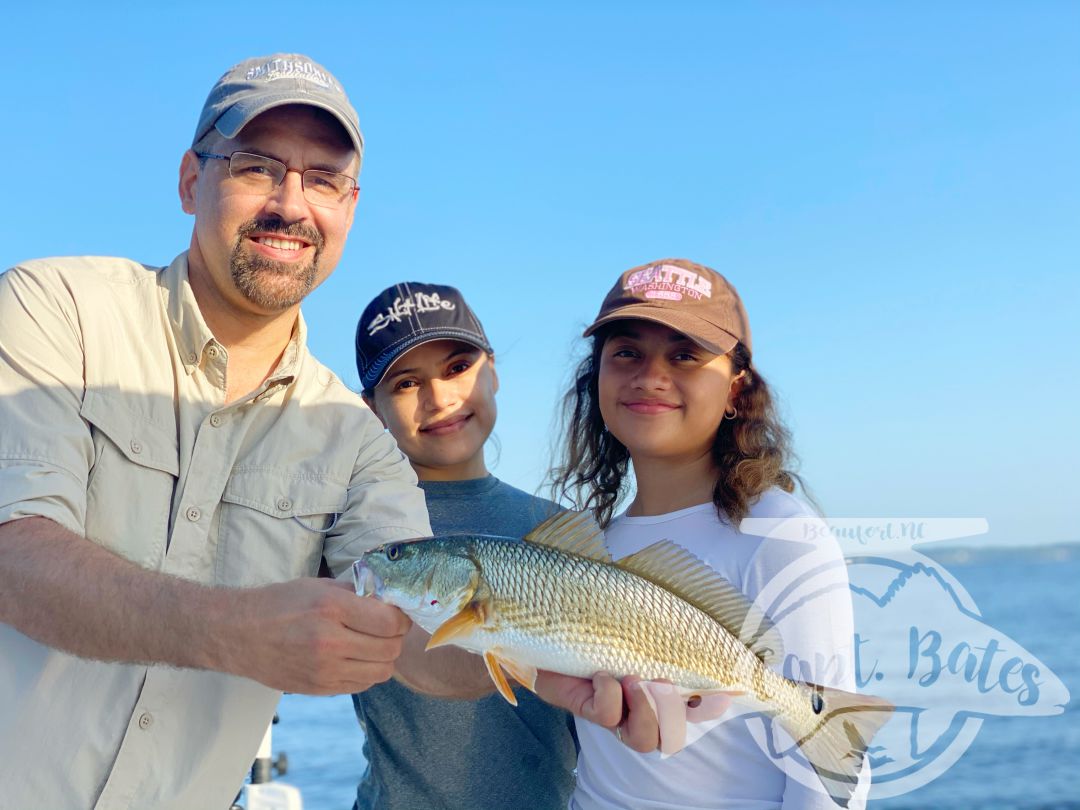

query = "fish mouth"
[[352, 559, 383, 597]]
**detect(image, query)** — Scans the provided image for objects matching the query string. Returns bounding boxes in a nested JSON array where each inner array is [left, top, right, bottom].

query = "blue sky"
[[4, 2, 1078, 546]]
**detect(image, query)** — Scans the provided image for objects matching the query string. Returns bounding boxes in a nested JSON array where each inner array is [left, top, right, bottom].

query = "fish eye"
[[386, 543, 403, 562]]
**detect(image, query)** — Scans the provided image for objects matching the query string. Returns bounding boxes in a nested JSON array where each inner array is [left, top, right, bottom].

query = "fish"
[[353, 510, 894, 807]]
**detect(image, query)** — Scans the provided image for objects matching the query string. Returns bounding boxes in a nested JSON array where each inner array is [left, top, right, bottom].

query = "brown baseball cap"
[[583, 258, 751, 354]]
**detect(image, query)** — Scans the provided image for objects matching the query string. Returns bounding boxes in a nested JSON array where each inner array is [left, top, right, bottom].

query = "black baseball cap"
[[355, 282, 493, 391]]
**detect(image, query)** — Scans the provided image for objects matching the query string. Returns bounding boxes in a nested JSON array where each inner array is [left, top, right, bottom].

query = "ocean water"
[[269, 545, 1080, 810]]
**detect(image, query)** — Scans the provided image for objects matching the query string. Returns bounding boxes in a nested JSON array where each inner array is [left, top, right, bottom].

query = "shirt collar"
[[162, 252, 216, 373], [161, 251, 308, 385], [270, 312, 307, 385]]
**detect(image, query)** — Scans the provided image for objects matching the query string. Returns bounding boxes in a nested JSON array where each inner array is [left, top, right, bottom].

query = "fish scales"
[[469, 537, 758, 691]]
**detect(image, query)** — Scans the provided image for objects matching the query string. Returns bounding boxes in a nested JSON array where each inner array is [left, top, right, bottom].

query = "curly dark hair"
[[550, 328, 804, 527]]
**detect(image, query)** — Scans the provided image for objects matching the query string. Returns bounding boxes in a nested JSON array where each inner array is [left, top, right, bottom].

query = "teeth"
[[255, 236, 304, 250]]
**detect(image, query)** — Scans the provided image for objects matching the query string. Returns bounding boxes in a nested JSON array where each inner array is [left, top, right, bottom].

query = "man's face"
[[179, 105, 358, 315]]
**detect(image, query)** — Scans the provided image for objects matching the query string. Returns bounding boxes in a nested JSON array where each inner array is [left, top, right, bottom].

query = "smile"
[[421, 413, 472, 436], [623, 400, 680, 414], [253, 236, 306, 250]]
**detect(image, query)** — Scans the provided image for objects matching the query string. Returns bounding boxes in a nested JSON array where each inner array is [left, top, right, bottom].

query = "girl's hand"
[[535, 670, 624, 729], [616, 675, 665, 753], [532, 670, 672, 754], [535, 670, 734, 755]]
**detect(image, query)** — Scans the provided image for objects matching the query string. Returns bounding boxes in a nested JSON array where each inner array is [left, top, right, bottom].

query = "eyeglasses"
[[196, 151, 359, 209]]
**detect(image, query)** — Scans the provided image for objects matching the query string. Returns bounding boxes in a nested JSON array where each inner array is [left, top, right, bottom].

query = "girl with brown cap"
[[553, 259, 869, 809]]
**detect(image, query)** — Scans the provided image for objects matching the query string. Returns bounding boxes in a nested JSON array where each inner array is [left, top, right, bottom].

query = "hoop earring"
[[724, 406, 738, 420]]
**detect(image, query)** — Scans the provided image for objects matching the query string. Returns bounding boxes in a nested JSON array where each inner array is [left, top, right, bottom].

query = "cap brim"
[[214, 94, 364, 162], [582, 305, 739, 355], [364, 331, 493, 390]]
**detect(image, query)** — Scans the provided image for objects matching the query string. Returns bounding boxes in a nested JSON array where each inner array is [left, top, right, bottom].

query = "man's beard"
[[230, 216, 325, 310]]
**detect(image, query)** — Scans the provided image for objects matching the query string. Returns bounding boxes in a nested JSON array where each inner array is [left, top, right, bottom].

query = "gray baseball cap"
[[192, 53, 364, 166]]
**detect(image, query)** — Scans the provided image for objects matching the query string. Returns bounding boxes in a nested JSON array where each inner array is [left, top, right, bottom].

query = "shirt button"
[[188, 352, 198, 364], [277, 498, 292, 512], [209, 414, 222, 427], [207, 346, 219, 358], [138, 712, 154, 730], [186, 506, 202, 522], [129, 439, 143, 455]]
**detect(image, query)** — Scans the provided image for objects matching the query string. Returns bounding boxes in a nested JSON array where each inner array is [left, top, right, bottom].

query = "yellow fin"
[[495, 653, 538, 693], [524, 510, 611, 562], [484, 651, 518, 705], [425, 601, 488, 651], [617, 541, 784, 666], [782, 685, 894, 808]]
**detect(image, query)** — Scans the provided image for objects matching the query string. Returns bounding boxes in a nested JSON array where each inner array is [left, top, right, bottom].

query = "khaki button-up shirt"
[[0, 253, 431, 810]]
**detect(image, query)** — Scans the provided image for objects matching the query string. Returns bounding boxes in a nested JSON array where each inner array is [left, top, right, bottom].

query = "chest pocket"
[[218, 469, 347, 586], [80, 390, 178, 569]]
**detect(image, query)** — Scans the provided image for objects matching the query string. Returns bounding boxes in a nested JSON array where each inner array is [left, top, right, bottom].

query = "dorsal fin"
[[523, 510, 611, 563], [616, 541, 784, 666]]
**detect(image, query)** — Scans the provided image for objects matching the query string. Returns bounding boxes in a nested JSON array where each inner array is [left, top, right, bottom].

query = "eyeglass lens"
[[227, 152, 355, 208]]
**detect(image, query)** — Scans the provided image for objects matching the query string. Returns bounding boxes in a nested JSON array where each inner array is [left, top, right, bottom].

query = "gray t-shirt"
[[352, 475, 578, 810]]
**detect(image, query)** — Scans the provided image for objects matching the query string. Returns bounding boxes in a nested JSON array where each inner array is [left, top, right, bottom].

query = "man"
[[0, 52, 659, 810], [0, 54, 430, 809]]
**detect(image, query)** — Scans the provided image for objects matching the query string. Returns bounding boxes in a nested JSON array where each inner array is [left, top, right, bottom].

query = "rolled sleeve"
[[0, 264, 92, 534], [323, 415, 431, 578]]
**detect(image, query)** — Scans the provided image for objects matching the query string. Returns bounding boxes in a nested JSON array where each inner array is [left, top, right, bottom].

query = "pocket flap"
[[81, 389, 179, 476], [222, 468, 347, 518]]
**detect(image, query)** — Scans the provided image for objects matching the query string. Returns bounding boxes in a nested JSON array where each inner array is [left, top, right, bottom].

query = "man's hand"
[[222, 579, 412, 695], [0, 518, 411, 696]]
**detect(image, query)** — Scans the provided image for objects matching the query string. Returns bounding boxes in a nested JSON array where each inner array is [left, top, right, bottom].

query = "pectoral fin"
[[425, 601, 488, 651], [484, 651, 519, 705]]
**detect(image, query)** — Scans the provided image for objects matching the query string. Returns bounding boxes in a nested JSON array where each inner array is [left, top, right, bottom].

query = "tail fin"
[[779, 684, 894, 808]]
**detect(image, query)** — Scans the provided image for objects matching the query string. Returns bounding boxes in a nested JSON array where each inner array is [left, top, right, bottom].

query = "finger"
[[340, 596, 412, 637], [581, 672, 624, 728], [535, 670, 588, 714], [639, 680, 689, 755], [686, 692, 733, 723], [306, 659, 398, 696], [337, 658, 398, 692], [339, 630, 406, 664], [619, 676, 660, 753], [324, 579, 357, 592]]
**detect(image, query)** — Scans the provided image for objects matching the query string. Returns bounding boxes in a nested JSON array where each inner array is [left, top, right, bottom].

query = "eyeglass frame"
[[194, 150, 359, 209]]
